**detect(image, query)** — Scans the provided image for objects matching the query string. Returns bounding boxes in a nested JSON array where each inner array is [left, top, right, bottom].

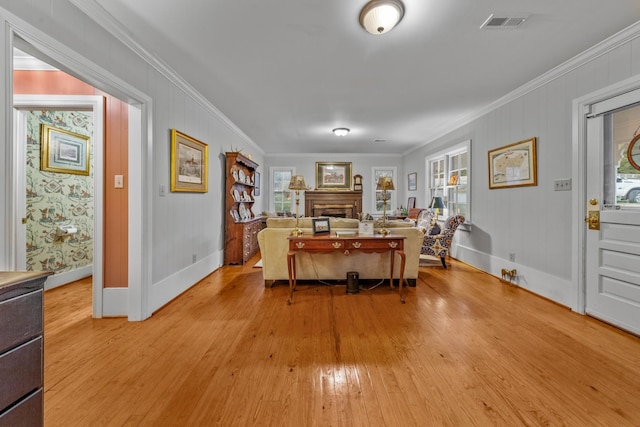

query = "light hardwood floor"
[[43, 256, 640, 426]]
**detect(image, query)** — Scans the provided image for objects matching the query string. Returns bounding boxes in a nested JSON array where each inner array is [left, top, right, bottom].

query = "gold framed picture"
[[315, 161, 352, 190], [488, 137, 537, 189], [40, 124, 90, 176], [170, 129, 208, 193]]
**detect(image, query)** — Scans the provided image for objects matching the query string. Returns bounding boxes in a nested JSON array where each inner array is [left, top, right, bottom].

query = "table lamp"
[[429, 196, 446, 224], [376, 176, 395, 236], [288, 175, 307, 236]]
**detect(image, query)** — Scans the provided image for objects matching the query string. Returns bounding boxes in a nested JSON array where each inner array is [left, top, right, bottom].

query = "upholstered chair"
[[405, 208, 423, 225], [420, 215, 465, 268], [415, 209, 434, 232]]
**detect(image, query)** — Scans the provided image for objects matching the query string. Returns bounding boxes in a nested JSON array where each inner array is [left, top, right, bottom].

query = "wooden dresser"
[[304, 190, 362, 218], [0, 271, 50, 426]]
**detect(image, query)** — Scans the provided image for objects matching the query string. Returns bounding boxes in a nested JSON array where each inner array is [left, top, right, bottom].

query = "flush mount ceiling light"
[[359, 0, 405, 35], [332, 127, 350, 136]]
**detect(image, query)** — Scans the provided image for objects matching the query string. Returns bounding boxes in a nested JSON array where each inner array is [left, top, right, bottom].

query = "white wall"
[[404, 24, 640, 308], [263, 154, 403, 216], [0, 1, 264, 317]]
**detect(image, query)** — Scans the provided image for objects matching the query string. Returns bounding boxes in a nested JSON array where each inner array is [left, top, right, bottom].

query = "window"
[[270, 167, 294, 213], [426, 140, 470, 223], [372, 167, 397, 215]]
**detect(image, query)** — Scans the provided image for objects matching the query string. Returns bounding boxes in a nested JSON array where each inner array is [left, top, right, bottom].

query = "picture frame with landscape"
[[170, 129, 208, 193], [40, 124, 90, 176], [312, 218, 331, 234], [315, 162, 352, 190]]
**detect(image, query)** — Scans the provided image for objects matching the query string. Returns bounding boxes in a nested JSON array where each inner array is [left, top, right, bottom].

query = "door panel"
[[586, 106, 640, 336]]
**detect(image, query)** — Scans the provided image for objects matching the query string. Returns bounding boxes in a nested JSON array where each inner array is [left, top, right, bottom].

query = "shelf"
[[225, 152, 263, 265], [232, 181, 255, 187]]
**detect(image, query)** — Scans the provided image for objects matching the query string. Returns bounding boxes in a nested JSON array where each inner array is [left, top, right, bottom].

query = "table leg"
[[389, 249, 395, 289], [397, 250, 406, 304], [287, 251, 296, 304]]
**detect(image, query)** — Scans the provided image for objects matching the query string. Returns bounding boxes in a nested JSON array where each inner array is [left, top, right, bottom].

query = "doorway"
[[6, 29, 151, 320], [13, 94, 104, 315], [582, 90, 640, 335]]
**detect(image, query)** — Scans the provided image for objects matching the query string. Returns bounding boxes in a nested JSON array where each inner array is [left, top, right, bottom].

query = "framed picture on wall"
[[170, 129, 208, 193], [408, 172, 417, 191], [488, 137, 537, 189], [315, 161, 352, 190], [40, 124, 90, 176]]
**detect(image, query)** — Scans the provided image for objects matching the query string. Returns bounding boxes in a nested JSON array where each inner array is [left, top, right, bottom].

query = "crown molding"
[[266, 152, 403, 159], [405, 20, 640, 156], [69, 0, 263, 156]]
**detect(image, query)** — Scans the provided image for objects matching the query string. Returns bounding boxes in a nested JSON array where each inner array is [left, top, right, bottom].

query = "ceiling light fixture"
[[332, 127, 350, 136], [359, 0, 405, 35]]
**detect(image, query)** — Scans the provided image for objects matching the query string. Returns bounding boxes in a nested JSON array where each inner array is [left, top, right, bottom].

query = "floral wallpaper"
[[25, 110, 94, 274]]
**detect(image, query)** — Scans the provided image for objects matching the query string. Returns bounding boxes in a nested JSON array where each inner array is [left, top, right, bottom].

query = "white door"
[[585, 99, 640, 336]]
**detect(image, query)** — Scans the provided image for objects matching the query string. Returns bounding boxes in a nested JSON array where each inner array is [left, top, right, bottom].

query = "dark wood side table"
[[286, 233, 406, 304]]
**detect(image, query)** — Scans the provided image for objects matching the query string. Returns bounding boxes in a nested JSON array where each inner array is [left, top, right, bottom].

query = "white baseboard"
[[453, 245, 573, 308], [102, 287, 128, 317], [150, 250, 224, 313], [44, 266, 92, 290]]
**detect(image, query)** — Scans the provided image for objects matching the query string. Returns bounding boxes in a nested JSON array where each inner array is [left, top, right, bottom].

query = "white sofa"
[[257, 217, 424, 287]]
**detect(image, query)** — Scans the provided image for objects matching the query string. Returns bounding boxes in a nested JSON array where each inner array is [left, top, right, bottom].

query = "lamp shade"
[[429, 196, 446, 210], [376, 176, 395, 191], [359, 0, 405, 35], [288, 175, 307, 190]]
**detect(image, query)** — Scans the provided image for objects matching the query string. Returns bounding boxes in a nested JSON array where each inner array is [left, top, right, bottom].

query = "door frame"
[[572, 74, 640, 314], [3, 14, 154, 320], [13, 95, 104, 315]]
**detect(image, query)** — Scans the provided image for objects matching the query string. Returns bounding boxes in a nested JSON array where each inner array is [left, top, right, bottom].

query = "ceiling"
[[87, 0, 640, 155]]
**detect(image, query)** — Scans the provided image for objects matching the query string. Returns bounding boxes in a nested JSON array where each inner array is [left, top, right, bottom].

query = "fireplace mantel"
[[304, 191, 362, 219]]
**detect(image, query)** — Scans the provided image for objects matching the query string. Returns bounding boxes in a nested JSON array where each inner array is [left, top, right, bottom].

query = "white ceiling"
[[89, 0, 640, 155]]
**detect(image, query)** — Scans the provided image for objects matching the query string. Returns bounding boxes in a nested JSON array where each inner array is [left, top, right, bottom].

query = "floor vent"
[[481, 14, 527, 29]]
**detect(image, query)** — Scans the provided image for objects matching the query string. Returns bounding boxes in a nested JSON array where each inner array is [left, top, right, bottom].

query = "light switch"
[[114, 175, 124, 189]]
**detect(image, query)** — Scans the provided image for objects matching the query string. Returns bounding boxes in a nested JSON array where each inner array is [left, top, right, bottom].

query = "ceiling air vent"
[[480, 14, 526, 29]]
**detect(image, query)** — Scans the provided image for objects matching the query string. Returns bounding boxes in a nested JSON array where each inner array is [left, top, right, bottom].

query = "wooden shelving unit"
[[224, 152, 264, 265]]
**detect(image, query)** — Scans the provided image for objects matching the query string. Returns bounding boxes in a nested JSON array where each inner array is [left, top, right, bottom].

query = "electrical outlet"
[[192, 253, 197, 263], [509, 252, 516, 262], [554, 178, 572, 191], [114, 174, 124, 188]]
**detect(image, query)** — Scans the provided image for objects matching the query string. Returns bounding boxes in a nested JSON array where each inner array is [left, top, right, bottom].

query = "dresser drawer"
[[0, 388, 42, 427], [0, 290, 42, 353], [0, 337, 43, 411]]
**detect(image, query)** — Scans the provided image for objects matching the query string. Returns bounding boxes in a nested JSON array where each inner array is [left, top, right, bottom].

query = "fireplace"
[[314, 205, 351, 218], [304, 191, 362, 219]]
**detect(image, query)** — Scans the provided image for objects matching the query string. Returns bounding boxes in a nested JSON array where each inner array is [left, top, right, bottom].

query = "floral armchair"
[[415, 209, 434, 232], [420, 215, 465, 268]]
